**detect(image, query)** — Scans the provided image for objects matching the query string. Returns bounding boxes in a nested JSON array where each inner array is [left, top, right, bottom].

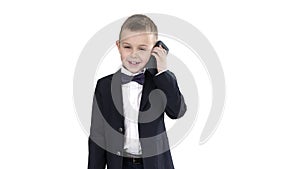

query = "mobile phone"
[[146, 41, 169, 70]]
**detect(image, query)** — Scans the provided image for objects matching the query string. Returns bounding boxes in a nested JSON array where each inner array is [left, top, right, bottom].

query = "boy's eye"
[[123, 45, 131, 49], [139, 48, 146, 51]]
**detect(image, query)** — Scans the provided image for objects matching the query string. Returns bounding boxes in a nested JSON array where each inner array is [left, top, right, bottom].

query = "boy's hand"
[[151, 45, 168, 73]]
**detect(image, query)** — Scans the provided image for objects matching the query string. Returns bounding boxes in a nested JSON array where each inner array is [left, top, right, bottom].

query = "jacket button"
[[118, 127, 123, 132]]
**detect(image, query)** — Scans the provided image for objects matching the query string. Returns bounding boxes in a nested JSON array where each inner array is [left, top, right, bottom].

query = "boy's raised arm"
[[153, 70, 187, 119]]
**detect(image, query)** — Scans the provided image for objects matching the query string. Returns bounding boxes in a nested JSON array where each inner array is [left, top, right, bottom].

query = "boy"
[[88, 14, 187, 169]]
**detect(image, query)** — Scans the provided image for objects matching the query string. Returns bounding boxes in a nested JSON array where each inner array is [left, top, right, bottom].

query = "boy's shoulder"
[[94, 68, 123, 88], [96, 73, 114, 87]]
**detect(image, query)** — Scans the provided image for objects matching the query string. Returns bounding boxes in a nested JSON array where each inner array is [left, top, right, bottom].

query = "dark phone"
[[146, 40, 169, 69]]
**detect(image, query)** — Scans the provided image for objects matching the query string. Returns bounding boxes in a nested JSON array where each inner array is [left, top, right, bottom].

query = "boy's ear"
[[116, 40, 121, 54], [116, 40, 120, 49]]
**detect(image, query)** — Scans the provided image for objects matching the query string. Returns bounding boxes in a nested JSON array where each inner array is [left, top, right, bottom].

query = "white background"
[[1, 0, 300, 169]]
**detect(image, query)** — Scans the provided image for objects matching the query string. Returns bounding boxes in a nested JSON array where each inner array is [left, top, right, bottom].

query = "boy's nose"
[[131, 51, 139, 58]]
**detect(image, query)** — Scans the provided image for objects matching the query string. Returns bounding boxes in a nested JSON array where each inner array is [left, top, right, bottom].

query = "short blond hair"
[[119, 14, 158, 40]]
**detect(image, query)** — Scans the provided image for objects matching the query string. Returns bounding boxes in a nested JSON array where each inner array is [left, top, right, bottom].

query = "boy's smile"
[[116, 30, 157, 74]]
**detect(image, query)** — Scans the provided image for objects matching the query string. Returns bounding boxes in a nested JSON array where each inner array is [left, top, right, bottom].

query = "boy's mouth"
[[128, 61, 141, 65]]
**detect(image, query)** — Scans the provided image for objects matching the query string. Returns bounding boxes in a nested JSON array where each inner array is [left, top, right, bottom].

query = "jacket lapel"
[[139, 69, 155, 111], [111, 69, 124, 117]]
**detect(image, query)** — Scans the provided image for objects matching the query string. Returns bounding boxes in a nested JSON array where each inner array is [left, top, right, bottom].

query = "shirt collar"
[[121, 65, 146, 76]]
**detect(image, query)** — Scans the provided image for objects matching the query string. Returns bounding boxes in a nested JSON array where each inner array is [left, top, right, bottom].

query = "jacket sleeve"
[[153, 70, 187, 119], [88, 81, 107, 169]]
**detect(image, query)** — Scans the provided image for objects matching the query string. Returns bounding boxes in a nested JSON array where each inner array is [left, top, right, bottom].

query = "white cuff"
[[155, 69, 168, 76]]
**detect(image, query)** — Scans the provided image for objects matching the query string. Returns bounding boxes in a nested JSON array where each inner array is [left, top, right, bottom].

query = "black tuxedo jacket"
[[88, 68, 187, 169]]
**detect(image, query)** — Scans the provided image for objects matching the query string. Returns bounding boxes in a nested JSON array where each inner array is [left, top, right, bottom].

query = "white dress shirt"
[[121, 66, 167, 155], [121, 66, 145, 155]]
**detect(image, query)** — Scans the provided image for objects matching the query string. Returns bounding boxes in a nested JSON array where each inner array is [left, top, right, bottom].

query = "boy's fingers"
[[159, 45, 167, 54], [151, 48, 159, 56], [152, 47, 166, 56], [151, 51, 159, 59]]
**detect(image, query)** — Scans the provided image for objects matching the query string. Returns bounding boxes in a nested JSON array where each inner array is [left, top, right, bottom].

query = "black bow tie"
[[121, 72, 145, 85]]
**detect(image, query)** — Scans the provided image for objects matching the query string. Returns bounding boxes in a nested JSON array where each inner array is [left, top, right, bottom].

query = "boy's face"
[[116, 30, 157, 73]]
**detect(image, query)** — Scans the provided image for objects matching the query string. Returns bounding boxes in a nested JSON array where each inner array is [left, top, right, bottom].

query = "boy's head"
[[116, 14, 158, 73]]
